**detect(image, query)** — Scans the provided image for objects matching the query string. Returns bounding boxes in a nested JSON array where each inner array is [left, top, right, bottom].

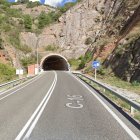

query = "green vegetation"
[[0, 38, 4, 49], [58, 2, 75, 13], [96, 69, 140, 95], [45, 44, 58, 51], [38, 11, 61, 29], [19, 45, 32, 54], [78, 52, 93, 69], [26, 1, 41, 8], [97, 66, 106, 75], [78, 75, 140, 122], [134, 112, 140, 122], [37, 1, 82, 29], [68, 59, 81, 70], [21, 55, 36, 70], [0, 63, 16, 83], [69, 52, 93, 70], [9, 30, 20, 46], [85, 37, 92, 45], [84, 65, 140, 94], [24, 14, 32, 30]]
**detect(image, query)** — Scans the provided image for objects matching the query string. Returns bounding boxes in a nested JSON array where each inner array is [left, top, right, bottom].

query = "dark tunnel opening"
[[41, 55, 69, 71]]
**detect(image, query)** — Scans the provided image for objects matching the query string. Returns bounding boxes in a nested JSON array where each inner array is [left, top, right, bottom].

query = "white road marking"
[[71, 74, 140, 140], [15, 71, 57, 140], [66, 102, 83, 109], [66, 95, 84, 109], [67, 95, 84, 100], [0, 74, 43, 101]]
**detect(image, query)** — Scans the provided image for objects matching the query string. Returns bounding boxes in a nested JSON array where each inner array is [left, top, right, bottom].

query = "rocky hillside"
[[19, 0, 104, 59], [94, 0, 140, 82]]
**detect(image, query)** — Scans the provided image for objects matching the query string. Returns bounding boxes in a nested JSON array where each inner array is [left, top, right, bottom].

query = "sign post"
[[92, 61, 100, 80]]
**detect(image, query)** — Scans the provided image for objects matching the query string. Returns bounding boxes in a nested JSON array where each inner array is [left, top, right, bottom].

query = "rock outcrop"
[[20, 0, 104, 59]]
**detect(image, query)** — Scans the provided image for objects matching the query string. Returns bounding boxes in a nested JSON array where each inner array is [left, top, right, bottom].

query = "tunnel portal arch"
[[40, 54, 70, 71]]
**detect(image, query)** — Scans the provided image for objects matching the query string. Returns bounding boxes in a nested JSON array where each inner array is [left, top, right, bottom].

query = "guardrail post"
[[130, 106, 135, 116]]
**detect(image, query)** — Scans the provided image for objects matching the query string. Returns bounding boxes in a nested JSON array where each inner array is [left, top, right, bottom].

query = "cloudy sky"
[[8, 0, 76, 7]]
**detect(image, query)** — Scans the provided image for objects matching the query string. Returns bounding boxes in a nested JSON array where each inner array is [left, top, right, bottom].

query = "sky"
[[8, 0, 77, 7]]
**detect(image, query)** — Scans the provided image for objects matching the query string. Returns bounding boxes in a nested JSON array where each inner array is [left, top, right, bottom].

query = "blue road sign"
[[92, 61, 100, 69]]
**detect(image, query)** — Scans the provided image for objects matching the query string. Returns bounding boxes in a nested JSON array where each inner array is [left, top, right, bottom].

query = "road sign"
[[92, 61, 100, 80], [92, 61, 100, 69]]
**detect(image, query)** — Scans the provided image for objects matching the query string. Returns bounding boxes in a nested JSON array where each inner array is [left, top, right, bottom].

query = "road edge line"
[[71, 74, 140, 140], [23, 71, 57, 139]]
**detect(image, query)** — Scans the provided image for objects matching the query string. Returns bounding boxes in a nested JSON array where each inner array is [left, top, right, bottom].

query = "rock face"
[[57, 0, 102, 59], [83, 0, 140, 82], [20, 0, 104, 59], [104, 37, 140, 82]]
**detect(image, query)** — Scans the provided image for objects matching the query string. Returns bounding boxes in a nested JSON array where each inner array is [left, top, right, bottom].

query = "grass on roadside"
[[98, 74, 140, 95], [68, 59, 81, 70], [78, 75, 140, 122], [0, 63, 17, 83], [86, 67, 140, 95]]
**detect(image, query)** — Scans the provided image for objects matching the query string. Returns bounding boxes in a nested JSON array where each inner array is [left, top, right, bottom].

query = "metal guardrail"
[[0, 76, 35, 93], [73, 72, 140, 112]]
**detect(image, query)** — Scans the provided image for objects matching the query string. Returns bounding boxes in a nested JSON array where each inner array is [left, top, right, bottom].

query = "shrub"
[[0, 63, 16, 83], [45, 45, 58, 51], [3, 24, 11, 32], [19, 45, 32, 54], [98, 67, 106, 75], [85, 52, 92, 62], [131, 81, 140, 86], [38, 11, 61, 29], [26, 1, 41, 8], [18, 0, 29, 4], [7, 8, 22, 18], [9, 31, 20, 47], [38, 11, 51, 29], [58, 2, 75, 13], [21, 55, 36, 69], [68, 58, 80, 69], [0, 38, 4, 49], [78, 56, 86, 69], [24, 15, 32, 29], [85, 37, 92, 45]]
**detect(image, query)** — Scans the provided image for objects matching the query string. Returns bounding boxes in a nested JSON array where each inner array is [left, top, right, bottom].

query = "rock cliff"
[[20, 0, 104, 59]]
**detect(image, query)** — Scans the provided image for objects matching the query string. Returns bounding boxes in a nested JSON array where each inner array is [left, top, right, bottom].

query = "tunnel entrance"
[[41, 54, 70, 71]]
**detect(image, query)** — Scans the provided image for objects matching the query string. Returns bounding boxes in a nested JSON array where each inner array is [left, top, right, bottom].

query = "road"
[[0, 71, 139, 140]]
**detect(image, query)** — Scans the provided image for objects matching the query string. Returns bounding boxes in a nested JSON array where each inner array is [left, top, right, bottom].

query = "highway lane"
[[0, 71, 56, 140], [0, 71, 139, 140], [17, 71, 139, 140]]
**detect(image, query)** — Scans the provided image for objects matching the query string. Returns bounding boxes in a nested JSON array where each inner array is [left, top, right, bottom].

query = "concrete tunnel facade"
[[40, 54, 70, 71]]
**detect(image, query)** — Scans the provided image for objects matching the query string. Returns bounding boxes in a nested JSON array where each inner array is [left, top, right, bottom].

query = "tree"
[[24, 15, 32, 29], [38, 12, 51, 29]]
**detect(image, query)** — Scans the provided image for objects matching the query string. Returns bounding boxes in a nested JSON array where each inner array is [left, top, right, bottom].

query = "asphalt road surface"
[[0, 71, 139, 140]]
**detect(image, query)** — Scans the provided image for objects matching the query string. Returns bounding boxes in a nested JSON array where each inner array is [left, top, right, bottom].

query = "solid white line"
[[23, 71, 57, 139], [71, 74, 140, 140], [0, 74, 42, 96], [15, 71, 57, 140], [0, 74, 43, 101]]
